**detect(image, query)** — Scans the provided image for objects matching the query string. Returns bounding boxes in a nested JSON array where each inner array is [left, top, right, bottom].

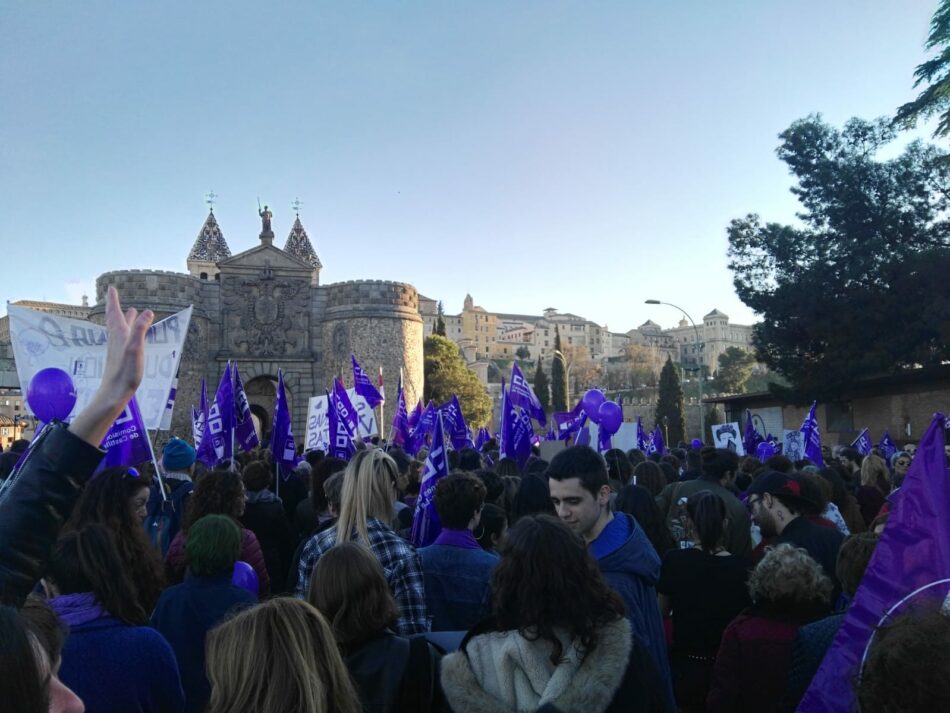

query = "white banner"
[[783, 429, 804, 462], [711, 421, 745, 455], [305, 388, 378, 452], [8, 305, 193, 430]]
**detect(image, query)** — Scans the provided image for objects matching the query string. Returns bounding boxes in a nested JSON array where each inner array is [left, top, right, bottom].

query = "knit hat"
[[747, 470, 816, 509], [163, 437, 196, 471]]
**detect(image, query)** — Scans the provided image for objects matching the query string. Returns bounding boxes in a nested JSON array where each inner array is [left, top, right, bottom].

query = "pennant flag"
[[269, 370, 298, 468], [509, 362, 547, 426], [851, 428, 872, 457], [197, 363, 235, 467], [878, 431, 897, 461], [650, 425, 666, 456], [440, 395, 474, 450], [352, 355, 384, 409], [408, 400, 423, 430], [327, 389, 357, 461], [553, 400, 586, 440], [159, 379, 177, 432], [233, 364, 259, 453], [192, 378, 208, 449], [411, 412, 450, 548], [101, 396, 152, 468], [798, 413, 949, 712], [636, 417, 650, 452], [799, 400, 825, 467], [391, 379, 411, 448], [742, 409, 764, 456]]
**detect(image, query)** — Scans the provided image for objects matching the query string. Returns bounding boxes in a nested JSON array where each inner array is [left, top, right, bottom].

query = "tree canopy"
[[895, 1, 950, 138], [655, 356, 686, 445], [727, 115, 950, 401], [423, 335, 492, 426], [551, 326, 568, 412], [712, 347, 757, 395], [533, 361, 551, 414]]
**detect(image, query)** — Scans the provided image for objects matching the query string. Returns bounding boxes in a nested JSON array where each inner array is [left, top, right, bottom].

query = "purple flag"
[[411, 412, 450, 547], [545, 425, 558, 441], [101, 396, 152, 468], [332, 379, 362, 440], [597, 422, 612, 452], [440, 395, 474, 450], [553, 400, 586, 440], [406, 401, 436, 456], [574, 424, 591, 446], [475, 426, 492, 451], [743, 409, 764, 455], [850, 428, 872, 457], [416, 400, 437, 434], [510, 406, 534, 469], [649, 425, 665, 456], [408, 400, 423, 430], [499, 381, 512, 458], [509, 362, 547, 426], [351, 355, 384, 409], [233, 364, 259, 453], [878, 431, 897, 461], [327, 388, 357, 461], [192, 378, 208, 448], [798, 413, 949, 712], [197, 364, 234, 467], [636, 417, 650, 452], [269, 370, 297, 468], [799, 400, 825, 467], [391, 380, 411, 448]]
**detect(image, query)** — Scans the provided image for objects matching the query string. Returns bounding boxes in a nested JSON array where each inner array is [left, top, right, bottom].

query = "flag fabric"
[[878, 431, 897, 461], [545, 425, 558, 441], [799, 400, 825, 467], [574, 423, 591, 446], [650, 425, 666, 456], [101, 396, 152, 468], [327, 389, 357, 461], [406, 401, 436, 456], [499, 381, 512, 457], [269, 370, 298, 469], [333, 379, 362, 440], [553, 400, 586, 440], [597, 422, 612, 452], [159, 379, 177, 431], [233, 364, 259, 453], [509, 362, 547, 426], [197, 363, 234, 467], [411, 413, 450, 548], [441, 395, 474, 450], [743, 409, 764, 455], [409, 400, 423, 430], [851, 428, 872, 457], [475, 426, 492, 451], [192, 378, 208, 448], [509, 406, 534, 469], [636, 417, 650, 452], [351, 355, 384, 409], [391, 380, 411, 448], [798, 413, 950, 712], [377, 366, 385, 402]]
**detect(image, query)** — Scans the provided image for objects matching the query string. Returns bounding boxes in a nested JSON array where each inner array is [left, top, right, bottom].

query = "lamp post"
[[644, 299, 705, 442]]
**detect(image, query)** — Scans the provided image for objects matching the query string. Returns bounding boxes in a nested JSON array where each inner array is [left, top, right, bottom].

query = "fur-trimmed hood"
[[440, 617, 632, 713]]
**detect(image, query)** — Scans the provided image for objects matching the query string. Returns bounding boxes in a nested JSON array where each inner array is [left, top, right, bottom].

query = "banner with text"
[[305, 388, 379, 452]]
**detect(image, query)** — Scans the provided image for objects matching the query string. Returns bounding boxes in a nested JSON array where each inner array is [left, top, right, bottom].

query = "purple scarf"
[[433, 528, 482, 550], [51, 592, 109, 627]]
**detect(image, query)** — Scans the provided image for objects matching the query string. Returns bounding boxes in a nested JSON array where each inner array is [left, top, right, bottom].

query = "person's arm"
[[392, 550, 430, 635]]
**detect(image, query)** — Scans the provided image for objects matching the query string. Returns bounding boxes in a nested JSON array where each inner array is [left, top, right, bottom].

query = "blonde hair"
[[205, 598, 361, 713], [860, 454, 890, 494], [335, 449, 398, 544], [748, 543, 833, 608]]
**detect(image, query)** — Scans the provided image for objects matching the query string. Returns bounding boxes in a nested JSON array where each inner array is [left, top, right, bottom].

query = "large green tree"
[[712, 347, 757, 395], [435, 301, 447, 336], [423, 335, 492, 426], [550, 326, 568, 412], [727, 115, 950, 401], [896, 1, 950, 138], [655, 356, 686, 445], [533, 361, 551, 414]]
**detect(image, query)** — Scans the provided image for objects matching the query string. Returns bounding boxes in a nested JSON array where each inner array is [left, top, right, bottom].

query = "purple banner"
[[850, 428, 872, 457], [351, 355, 384, 409], [332, 379, 362, 440], [327, 389, 356, 461], [269, 369, 297, 468], [233, 364, 260, 453], [799, 400, 825, 467], [509, 362, 547, 426], [391, 381, 411, 448], [553, 399, 586, 440], [411, 413, 450, 547], [878, 431, 897, 461], [197, 364, 234, 467], [101, 396, 152, 468], [743, 409, 764, 456]]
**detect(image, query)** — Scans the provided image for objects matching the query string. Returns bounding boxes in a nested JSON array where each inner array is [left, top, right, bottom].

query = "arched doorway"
[[244, 376, 291, 441]]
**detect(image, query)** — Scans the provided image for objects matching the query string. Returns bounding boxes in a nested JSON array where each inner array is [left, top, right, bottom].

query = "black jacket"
[[346, 631, 444, 713], [240, 496, 295, 594], [0, 424, 104, 606]]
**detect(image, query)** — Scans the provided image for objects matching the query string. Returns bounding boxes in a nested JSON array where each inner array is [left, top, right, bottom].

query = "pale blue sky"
[[1, 1, 939, 331]]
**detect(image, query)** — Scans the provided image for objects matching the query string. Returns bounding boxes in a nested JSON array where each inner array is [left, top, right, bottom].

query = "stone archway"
[[244, 376, 291, 440]]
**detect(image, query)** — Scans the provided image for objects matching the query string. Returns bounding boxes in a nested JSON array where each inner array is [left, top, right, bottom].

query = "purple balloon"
[[598, 401, 623, 435], [231, 561, 259, 597], [691, 438, 704, 449], [755, 441, 777, 462], [27, 368, 78, 423], [582, 389, 606, 423]]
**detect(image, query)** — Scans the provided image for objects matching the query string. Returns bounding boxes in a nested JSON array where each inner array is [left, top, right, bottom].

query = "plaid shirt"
[[296, 517, 430, 635]]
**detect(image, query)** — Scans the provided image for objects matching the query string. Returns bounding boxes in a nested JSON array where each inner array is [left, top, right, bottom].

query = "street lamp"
[[644, 299, 705, 442]]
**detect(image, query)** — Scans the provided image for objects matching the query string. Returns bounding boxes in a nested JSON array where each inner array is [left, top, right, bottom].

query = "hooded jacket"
[[594, 513, 674, 708]]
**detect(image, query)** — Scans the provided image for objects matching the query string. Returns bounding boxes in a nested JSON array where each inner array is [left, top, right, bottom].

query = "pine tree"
[[435, 301, 447, 337], [655, 355, 686, 445], [533, 361, 551, 414], [423, 335, 492, 426], [551, 326, 568, 412]]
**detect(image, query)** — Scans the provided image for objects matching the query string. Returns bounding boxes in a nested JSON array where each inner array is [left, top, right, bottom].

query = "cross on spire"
[[205, 190, 218, 212], [291, 197, 303, 216]]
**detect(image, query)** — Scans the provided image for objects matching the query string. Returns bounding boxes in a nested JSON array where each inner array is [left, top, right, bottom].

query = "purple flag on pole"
[[101, 396, 152, 468], [475, 426, 491, 451], [636, 417, 649, 452], [351, 355, 384, 409], [574, 423, 591, 446], [332, 379, 362, 440], [406, 401, 436, 456], [192, 378, 208, 449], [850, 428, 872, 457], [510, 406, 534, 469], [798, 413, 949, 712], [197, 363, 234, 467], [440, 395, 474, 450], [553, 400, 586, 440], [391, 380, 411, 448], [499, 381, 513, 458], [327, 389, 357, 461], [233, 364, 259, 453], [743, 409, 764, 455], [269, 370, 297, 468], [411, 413, 450, 547], [799, 400, 825, 467], [408, 400, 423, 430], [545, 424, 558, 441], [650, 425, 666, 456], [878, 431, 897, 461], [509, 362, 547, 426]]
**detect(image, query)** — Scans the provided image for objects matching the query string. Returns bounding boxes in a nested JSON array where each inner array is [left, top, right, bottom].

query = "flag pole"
[[143, 416, 168, 503], [377, 366, 385, 446]]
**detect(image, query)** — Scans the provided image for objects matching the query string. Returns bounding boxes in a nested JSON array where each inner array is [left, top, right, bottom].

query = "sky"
[[0, 1, 940, 332]]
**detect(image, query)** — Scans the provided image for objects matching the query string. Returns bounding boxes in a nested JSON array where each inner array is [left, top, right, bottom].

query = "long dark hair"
[[49, 525, 147, 625], [491, 515, 625, 665], [183, 469, 245, 531], [67, 467, 165, 613], [686, 491, 727, 553], [0, 607, 46, 713], [615, 484, 676, 556]]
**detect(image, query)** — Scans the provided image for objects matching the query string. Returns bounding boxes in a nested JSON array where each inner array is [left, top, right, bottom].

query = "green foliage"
[[712, 347, 757, 395], [727, 115, 950, 402], [895, 2, 950, 138], [423, 335, 492, 426], [533, 361, 551, 414], [655, 356, 686, 445], [551, 327, 568, 412], [515, 346, 532, 361], [435, 301, 447, 337]]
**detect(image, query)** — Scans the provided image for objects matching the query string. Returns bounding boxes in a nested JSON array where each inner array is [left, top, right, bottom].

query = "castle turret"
[[283, 215, 322, 286], [187, 211, 232, 280]]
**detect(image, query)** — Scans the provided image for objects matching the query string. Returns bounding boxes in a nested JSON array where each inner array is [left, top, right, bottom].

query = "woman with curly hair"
[[164, 467, 270, 596], [66, 466, 167, 613], [440, 514, 670, 713], [707, 544, 833, 713]]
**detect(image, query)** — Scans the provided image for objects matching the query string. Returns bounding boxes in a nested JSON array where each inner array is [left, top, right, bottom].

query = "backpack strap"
[[399, 636, 436, 712]]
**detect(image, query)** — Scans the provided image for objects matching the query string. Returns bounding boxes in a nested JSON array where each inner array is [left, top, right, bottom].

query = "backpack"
[[145, 480, 192, 556]]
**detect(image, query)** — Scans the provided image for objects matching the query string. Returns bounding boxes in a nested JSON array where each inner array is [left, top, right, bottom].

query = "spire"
[[283, 215, 322, 269], [188, 211, 232, 263]]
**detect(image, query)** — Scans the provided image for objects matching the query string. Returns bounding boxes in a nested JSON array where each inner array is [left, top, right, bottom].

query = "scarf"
[[51, 592, 109, 627]]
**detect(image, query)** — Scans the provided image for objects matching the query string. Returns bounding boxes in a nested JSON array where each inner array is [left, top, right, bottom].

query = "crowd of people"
[[1, 288, 949, 713]]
